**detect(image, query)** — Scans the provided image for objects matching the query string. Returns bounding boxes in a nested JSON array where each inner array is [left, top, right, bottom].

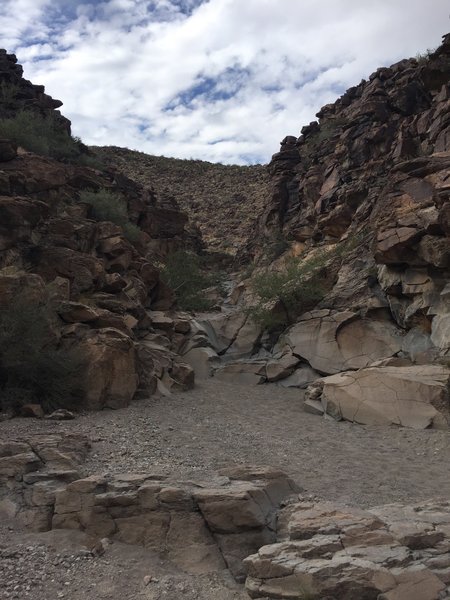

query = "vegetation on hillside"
[[78, 189, 141, 242], [161, 249, 223, 311], [0, 109, 101, 166], [0, 299, 85, 413], [248, 233, 366, 330], [415, 47, 436, 64], [248, 252, 329, 330]]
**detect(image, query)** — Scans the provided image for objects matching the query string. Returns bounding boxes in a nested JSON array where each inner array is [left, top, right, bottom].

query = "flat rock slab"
[[314, 364, 450, 429]]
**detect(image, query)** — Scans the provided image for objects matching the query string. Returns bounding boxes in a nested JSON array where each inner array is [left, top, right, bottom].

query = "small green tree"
[[248, 251, 328, 330], [0, 300, 85, 413], [249, 231, 368, 330], [161, 250, 216, 311]]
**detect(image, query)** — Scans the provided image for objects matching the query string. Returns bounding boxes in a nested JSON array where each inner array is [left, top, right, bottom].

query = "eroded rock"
[[285, 310, 403, 374], [307, 365, 450, 429], [245, 498, 450, 600]]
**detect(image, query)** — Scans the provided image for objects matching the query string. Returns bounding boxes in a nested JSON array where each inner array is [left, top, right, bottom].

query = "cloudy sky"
[[1, 0, 449, 164]]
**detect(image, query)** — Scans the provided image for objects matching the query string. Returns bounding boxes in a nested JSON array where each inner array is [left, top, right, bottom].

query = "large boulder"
[[284, 310, 403, 374], [0, 195, 49, 250], [214, 360, 266, 385], [183, 346, 220, 379], [311, 364, 450, 429], [196, 312, 261, 359], [0, 271, 46, 306], [76, 328, 138, 409]]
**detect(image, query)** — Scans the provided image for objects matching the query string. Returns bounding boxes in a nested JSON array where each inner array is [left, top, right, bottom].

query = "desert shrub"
[[0, 109, 100, 165], [248, 251, 328, 330], [0, 300, 85, 413], [78, 188, 141, 243], [122, 222, 141, 243], [161, 250, 217, 311], [249, 233, 368, 330]]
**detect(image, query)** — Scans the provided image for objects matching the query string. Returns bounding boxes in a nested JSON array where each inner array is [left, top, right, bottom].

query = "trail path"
[[3, 378, 450, 507], [2, 378, 450, 599]]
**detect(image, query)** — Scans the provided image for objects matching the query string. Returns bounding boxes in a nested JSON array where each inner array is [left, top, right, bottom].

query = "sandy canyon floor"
[[1, 378, 450, 599]]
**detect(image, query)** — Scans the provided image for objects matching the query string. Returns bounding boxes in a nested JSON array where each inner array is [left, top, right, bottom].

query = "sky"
[[1, 0, 449, 164]]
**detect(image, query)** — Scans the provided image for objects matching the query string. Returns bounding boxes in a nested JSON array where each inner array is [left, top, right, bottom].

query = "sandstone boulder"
[[0, 271, 46, 306], [313, 365, 450, 429], [0, 195, 49, 251], [57, 301, 99, 323], [214, 360, 266, 385], [430, 283, 450, 351], [197, 312, 261, 358], [76, 328, 137, 409], [19, 404, 45, 419], [285, 310, 403, 374], [266, 351, 299, 382], [183, 346, 220, 379], [278, 364, 321, 389], [34, 247, 105, 295]]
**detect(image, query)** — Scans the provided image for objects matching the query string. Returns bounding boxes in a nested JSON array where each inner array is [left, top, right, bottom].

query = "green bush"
[[161, 250, 217, 311], [248, 233, 367, 330], [78, 188, 141, 243], [0, 109, 101, 165], [0, 300, 85, 413], [248, 252, 328, 330]]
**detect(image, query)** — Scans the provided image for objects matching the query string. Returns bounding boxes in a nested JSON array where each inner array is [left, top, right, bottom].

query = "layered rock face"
[[0, 436, 299, 581], [3, 436, 450, 599], [0, 51, 198, 411], [235, 34, 450, 428], [245, 498, 450, 600]]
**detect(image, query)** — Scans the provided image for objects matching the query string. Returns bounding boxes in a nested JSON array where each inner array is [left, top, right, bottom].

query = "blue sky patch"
[[166, 66, 250, 110]]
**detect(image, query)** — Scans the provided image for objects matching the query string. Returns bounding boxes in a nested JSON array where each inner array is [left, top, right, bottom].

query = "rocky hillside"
[[178, 33, 450, 431], [0, 49, 202, 416], [1, 33, 450, 600], [93, 146, 270, 258]]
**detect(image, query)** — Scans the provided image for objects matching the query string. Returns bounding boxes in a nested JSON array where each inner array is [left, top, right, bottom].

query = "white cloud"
[[2, 0, 449, 163]]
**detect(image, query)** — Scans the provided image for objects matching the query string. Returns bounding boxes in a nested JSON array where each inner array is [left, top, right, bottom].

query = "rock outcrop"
[[0, 435, 299, 581], [0, 50, 198, 413], [306, 365, 450, 429], [228, 33, 450, 428], [0, 49, 69, 131], [249, 35, 450, 319], [245, 498, 450, 600], [3, 434, 450, 598]]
